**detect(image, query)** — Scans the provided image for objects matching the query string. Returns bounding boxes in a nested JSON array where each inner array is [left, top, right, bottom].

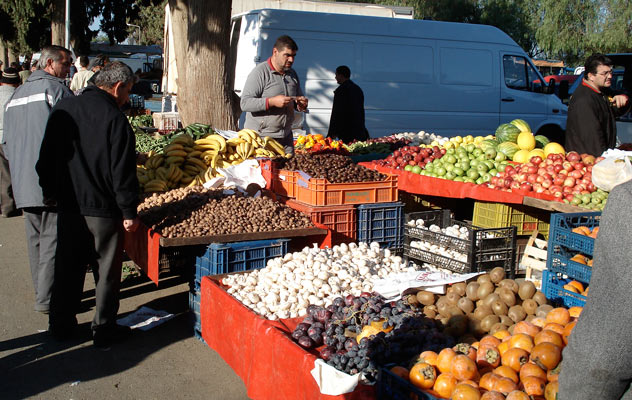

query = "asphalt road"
[[0, 215, 249, 400]]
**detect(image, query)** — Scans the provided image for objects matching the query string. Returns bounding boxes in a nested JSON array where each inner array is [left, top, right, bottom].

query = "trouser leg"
[[85, 216, 124, 330], [0, 145, 18, 217], [24, 211, 42, 302], [36, 210, 57, 311]]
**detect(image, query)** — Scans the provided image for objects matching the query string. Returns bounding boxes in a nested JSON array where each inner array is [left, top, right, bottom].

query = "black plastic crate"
[[357, 202, 404, 248], [404, 209, 516, 276], [377, 367, 439, 400]]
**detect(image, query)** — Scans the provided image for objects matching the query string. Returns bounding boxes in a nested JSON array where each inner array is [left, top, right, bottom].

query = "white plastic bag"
[[592, 156, 632, 191]]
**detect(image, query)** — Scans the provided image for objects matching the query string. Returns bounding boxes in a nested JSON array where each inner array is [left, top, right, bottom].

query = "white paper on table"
[[213, 128, 239, 139], [117, 306, 175, 331], [310, 358, 360, 395], [373, 270, 483, 301], [212, 159, 267, 192]]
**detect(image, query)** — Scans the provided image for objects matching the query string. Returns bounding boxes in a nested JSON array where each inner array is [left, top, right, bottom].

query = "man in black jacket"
[[37, 61, 140, 349], [565, 54, 630, 156], [327, 65, 369, 143]]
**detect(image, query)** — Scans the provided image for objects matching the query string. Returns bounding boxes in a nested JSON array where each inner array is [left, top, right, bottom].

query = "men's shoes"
[[93, 324, 132, 350]]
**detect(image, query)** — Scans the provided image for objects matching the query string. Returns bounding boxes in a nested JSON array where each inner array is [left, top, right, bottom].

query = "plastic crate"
[[295, 172, 398, 206], [152, 112, 180, 133], [358, 202, 404, 249], [546, 246, 593, 284], [195, 239, 289, 283], [549, 212, 600, 256], [377, 368, 440, 400], [404, 209, 516, 275], [473, 201, 551, 238], [189, 289, 203, 341], [542, 270, 587, 308], [285, 199, 356, 244]]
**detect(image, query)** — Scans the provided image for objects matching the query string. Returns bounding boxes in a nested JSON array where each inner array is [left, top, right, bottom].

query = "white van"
[[231, 9, 567, 139]]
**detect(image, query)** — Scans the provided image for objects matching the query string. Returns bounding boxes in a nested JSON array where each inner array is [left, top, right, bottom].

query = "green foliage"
[[128, 0, 166, 46]]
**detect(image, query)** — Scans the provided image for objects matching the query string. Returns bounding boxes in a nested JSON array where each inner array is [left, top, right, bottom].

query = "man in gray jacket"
[[240, 35, 308, 154], [559, 178, 632, 399], [2, 45, 73, 313]]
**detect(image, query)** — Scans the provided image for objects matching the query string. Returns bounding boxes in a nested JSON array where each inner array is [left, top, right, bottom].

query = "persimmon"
[[544, 380, 559, 400], [493, 376, 518, 395], [454, 343, 477, 361], [476, 345, 501, 369], [501, 348, 530, 372], [460, 380, 479, 389], [530, 342, 562, 371], [437, 348, 457, 374], [569, 254, 587, 264], [519, 362, 547, 382], [543, 323, 565, 336], [545, 308, 570, 326], [494, 365, 519, 383], [509, 333, 534, 353], [534, 330, 564, 347], [587, 259, 593, 267], [492, 329, 511, 341], [409, 362, 436, 389], [530, 317, 546, 328], [390, 365, 409, 381], [451, 354, 479, 381], [497, 341, 510, 356], [567, 280, 585, 292], [513, 321, 541, 337], [417, 350, 439, 367], [568, 306, 583, 319], [562, 321, 576, 345], [505, 390, 530, 400], [480, 391, 505, 400], [472, 341, 480, 349], [547, 363, 561, 382], [479, 372, 501, 391], [563, 284, 581, 294], [480, 335, 501, 349], [571, 226, 591, 235], [521, 376, 546, 396], [583, 286, 590, 296], [589, 226, 599, 238], [433, 372, 457, 398], [451, 383, 482, 400]]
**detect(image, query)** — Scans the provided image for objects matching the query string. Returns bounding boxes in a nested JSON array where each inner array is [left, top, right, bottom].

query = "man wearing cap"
[[2, 45, 74, 314], [0, 68, 21, 217]]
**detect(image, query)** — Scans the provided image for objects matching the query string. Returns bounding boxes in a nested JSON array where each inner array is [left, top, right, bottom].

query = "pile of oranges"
[[391, 306, 581, 399]]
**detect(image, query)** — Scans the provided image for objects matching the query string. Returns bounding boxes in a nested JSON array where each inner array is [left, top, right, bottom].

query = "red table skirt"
[[200, 276, 375, 400]]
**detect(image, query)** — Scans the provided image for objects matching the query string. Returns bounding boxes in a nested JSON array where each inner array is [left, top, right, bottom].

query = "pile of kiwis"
[[409, 267, 552, 341]]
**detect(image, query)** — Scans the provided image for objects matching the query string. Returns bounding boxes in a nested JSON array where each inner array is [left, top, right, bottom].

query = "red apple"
[[553, 191, 563, 198], [537, 167, 547, 175], [393, 150, 401, 157], [542, 179, 552, 188], [566, 151, 581, 162], [573, 162, 585, 171], [562, 161, 574, 172], [558, 169, 568, 176], [563, 186, 573, 194], [570, 170, 583, 179], [527, 174, 538, 184], [553, 176, 565, 186], [587, 182, 596, 192], [534, 185, 546, 193], [536, 175, 545, 184], [408, 161, 417, 166], [440, 148, 447, 155], [520, 182, 532, 191], [563, 176, 576, 187], [581, 154, 596, 165], [511, 181, 521, 190], [527, 165, 538, 174], [530, 157, 543, 165], [564, 194, 575, 202]]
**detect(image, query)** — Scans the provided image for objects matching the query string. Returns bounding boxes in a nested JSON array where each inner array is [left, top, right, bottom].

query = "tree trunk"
[[51, 0, 66, 46], [0, 40, 8, 68], [168, 0, 239, 130]]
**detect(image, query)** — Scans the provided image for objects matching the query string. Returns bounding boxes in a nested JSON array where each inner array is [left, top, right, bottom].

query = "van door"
[[500, 54, 562, 130]]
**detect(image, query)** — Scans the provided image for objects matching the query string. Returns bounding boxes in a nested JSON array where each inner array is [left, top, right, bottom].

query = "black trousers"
[[49, 213, 124, 333]]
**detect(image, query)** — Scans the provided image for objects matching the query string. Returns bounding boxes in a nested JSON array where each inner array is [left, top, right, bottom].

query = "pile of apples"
[[487, 151, 601, 201], [374, 145, 446, 171]]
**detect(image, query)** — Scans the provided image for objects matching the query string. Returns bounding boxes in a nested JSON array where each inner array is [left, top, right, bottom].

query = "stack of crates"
[[542, 212, 600, 307]]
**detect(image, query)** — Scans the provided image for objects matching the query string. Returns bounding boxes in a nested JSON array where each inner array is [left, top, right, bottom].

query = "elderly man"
[[2, 45, 73, 313], [240, 35, 308, 154], [0, 68, 21, 217], [38, 61, 140, 349]]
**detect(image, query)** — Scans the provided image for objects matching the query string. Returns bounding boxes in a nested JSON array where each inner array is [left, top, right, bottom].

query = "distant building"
[[532, 59, 565, 76]]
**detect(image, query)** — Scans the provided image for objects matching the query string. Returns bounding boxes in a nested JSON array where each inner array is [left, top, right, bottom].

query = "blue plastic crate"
[[195, 239, 289, 283], [189, 289, 204, 342], [377, 368, 439, 400], [549, 212, 600, 256], [546, 246, 593, 284], [358, 202, 404, 249], [542, 270, 587, 308]]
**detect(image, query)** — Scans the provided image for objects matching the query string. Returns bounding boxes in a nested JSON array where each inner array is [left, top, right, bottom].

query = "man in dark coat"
[[565, 54, 630, 156], [37, 61, 140, 349], [328, 65, 369, 143]]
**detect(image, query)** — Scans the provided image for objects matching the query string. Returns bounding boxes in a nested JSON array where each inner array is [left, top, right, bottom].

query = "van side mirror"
[[546, 79, 556, 94]]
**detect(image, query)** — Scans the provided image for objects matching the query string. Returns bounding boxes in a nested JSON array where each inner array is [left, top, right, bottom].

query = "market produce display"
[[294, 134, 348, 154], [569, 188, 609, 210], [373, 145, 446, 171], [389, 131, 451, 147], [128, 114, 154, 132], [137, 129, 287, 192], [221, 242, 411, 320], [138, 186, 312, 238], [275, 153, 386, 183], [133, 121, 216, 154]]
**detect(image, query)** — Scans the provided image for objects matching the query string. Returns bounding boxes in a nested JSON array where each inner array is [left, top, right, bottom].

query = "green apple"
[[452, 167, 464, 176], [495, 152, 507, 162], [485, 148, 497, 160], [445, 171, 456, 180], [404, 165, 413, 172], [466, 169, 480, 180], [412, 165, 422, 174]]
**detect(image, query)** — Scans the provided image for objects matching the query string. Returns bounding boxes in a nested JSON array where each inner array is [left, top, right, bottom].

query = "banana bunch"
[[137, 129, 288, 193]]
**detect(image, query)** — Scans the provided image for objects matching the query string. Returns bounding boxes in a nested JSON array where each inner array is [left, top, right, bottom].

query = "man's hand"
[[296, 96, 308, 112], [123, 217, 140, 233], [268, 95, 292, 108], [613, 94, 629, 109]]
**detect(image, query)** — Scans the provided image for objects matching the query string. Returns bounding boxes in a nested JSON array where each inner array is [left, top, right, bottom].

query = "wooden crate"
[[520, 231, 548, 289]]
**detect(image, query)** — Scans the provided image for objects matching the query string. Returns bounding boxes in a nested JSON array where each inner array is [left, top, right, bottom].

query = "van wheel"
[[537, 126, 564, 145]]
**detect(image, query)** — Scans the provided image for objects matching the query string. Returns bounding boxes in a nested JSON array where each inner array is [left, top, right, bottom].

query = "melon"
[[543, 142, 566, 157], [495, 123, 521, 143], [517, 131, 536, 151], [497, 142, 520, 159], [513, 149, 531, 164], [510, 119, 532, 133], [534, 135, 550, 149]]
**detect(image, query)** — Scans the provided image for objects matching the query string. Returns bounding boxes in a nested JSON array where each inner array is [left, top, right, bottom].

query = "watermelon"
[[497, 142, 520, 159], [510, 119, 532, 133], [534, 135, 550, 149], [495, 123, 521, 143], [479, 139, 499, 151]]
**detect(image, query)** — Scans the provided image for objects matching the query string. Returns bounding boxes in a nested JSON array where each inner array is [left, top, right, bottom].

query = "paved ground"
[[0, 215, 249, 400]]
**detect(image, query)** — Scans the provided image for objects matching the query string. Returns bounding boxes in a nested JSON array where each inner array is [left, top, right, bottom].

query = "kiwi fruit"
[[437, 298, 451, 317], [532, 291, 547, 306], [525, 315, 536, 323], [477, 282, 495, 300], [518, 281, 537, 300], [423, 305, 437, 319], [477, 274, 492, 285], [536, 304, 554, 318], [500, 279, 519, 293], [473, 305, 493, 320], [482, 293, 501, 309], [447, 306, 464, 317], [446, 290, 461, 305], [452, 282, 467, 297], [522, 299, 538, 315], [508, 305, 527, 323], [417, 290, 436, 306], [481, 314, 501, 332], [457, 297, 475, 314], [466, 282, 481, 300], [405, 294, 420, 306], [499, 315, 513, 327], [489, 267, 506, 283], [508, 323, 516, 335], [490, 322, 509, 334], [491, 300, 509, 316], [498, 287, 517, 307]]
